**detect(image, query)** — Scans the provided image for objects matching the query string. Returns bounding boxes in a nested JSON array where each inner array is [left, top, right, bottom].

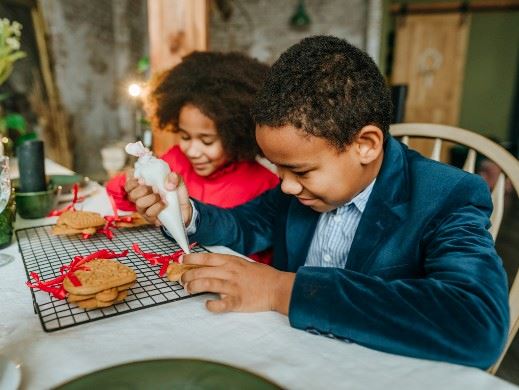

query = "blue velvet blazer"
[[188, 136, 509, 369]]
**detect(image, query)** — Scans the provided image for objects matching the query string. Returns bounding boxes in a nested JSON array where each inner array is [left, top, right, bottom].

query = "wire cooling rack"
[[16, 224, 208, 332]]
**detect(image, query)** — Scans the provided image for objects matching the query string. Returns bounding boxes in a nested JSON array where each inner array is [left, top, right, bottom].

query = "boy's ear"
[[355, 125, 384, 164]]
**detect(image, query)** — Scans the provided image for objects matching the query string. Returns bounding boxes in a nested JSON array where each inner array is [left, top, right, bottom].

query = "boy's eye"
[[293, 170, 309, 177]]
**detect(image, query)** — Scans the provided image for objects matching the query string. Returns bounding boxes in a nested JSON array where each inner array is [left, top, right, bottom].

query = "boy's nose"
[[280, 176, 303, 196]]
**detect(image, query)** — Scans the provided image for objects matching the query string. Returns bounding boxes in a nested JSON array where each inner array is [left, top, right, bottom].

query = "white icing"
[[126, 142, 190, 254]]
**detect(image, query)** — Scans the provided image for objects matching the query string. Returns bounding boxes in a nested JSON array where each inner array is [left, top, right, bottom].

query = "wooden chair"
[[390, 123, 519, 375]]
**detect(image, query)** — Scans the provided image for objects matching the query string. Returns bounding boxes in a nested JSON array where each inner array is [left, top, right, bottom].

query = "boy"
[[128, 36, 509, 369]]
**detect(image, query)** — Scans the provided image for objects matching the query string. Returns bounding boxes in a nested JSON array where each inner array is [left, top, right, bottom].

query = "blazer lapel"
[[346, 137, 410, 273], [285, 200, 320, 272], [346, 195, 406, 273]]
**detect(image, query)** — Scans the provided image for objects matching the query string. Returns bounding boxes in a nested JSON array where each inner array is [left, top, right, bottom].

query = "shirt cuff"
[[185, 198, 198, 235], [161, 199, 198, 238]]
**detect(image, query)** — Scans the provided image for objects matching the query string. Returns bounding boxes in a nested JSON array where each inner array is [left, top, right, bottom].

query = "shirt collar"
[[337, 179, 376, 214]]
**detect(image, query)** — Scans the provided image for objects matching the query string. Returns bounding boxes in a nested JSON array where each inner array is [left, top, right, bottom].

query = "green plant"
[[0, 18, 26, 86]]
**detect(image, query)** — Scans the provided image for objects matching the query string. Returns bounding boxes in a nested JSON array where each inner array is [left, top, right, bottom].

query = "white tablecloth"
[[0, 182, 517, 389]]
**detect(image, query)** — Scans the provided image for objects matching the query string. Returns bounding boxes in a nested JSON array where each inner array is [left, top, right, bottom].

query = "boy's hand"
[[123, 170, 138, 193], [126, 172, 192, 226], [180, 253, 296, 314], [126, 178, 163, 226]]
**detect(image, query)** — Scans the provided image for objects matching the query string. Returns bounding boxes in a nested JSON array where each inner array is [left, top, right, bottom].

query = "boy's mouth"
[[297, 197, 316, 206]]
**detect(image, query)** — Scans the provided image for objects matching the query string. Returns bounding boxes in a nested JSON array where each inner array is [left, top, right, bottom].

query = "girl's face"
[[178, 104, 229, 176]]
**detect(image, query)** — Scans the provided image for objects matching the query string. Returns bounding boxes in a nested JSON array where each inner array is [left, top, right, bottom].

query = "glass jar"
[[0, 187, 17, 249]]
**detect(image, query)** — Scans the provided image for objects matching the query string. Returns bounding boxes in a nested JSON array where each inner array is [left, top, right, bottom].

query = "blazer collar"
[[285, 199, 320, 272], [346, 136, 410, 272]]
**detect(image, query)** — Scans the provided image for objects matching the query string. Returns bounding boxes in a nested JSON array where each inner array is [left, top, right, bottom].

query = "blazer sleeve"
[[289, 174, 509, 369], [188, 186, 283, 255]]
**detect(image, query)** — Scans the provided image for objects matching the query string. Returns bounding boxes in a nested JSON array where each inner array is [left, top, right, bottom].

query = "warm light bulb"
[[128, 83, 142, 97]]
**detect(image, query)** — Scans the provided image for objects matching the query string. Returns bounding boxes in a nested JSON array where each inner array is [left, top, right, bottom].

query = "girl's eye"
[[201, 140, 214, 146], [180, 135, 190, 141]]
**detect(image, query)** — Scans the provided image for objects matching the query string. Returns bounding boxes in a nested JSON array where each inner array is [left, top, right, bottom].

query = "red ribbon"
[[26, 249, 129, 300], [132, 243, 197, 277], [82, 195, 133, 240], [48, 184, 85, 217]]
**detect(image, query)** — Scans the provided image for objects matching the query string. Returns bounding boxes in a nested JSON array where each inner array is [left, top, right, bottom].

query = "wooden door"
[[147, 0, 208, 156], [392, 13, 470, 160]]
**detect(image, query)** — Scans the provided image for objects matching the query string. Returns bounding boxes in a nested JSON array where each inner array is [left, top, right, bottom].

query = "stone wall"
[[40, 0, 148, 177], [209, 0, 380, 64]]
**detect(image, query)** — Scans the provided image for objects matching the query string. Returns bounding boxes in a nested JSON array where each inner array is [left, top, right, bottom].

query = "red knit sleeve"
[[105, 173, 137, 211]]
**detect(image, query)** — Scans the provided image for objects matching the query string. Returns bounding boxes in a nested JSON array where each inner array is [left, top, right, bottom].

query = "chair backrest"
[[389, 123, 519, 375]]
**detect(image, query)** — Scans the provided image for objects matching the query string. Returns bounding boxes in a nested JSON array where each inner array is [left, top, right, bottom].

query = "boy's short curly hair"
[[151, 51, 269, 161], [252, 36, 392, 150]]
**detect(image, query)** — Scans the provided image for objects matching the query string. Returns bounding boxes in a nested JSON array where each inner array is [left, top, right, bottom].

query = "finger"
[[165, 172, 182, 191], [206, 295, 238, 313], [135, 193, 162, 210], [124, 177, 139, 192], [182, 252, 234, 267], [144, 201, 166, 219], [128, 185, 153, 202], [185, 277, 235, 296], [181, 265, 232, 285]]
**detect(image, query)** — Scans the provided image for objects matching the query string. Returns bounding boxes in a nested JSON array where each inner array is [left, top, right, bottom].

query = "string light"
[[128, 83, 142, 98]]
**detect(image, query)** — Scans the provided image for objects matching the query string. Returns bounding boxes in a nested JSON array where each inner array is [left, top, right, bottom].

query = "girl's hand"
[[180, 253, 296, 314]]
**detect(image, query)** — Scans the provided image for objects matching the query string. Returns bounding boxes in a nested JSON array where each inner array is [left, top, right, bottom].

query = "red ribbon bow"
[[82, 195, 133, 240], [132, 243, 197, 277], [26, 249, 129, 300], [48, 184, 85, 217]]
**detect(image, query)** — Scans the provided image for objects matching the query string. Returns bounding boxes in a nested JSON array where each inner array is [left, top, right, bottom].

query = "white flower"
[[0, 18, 26, 86], [10, 21, 22, 37], [6, 37, 20, 51]]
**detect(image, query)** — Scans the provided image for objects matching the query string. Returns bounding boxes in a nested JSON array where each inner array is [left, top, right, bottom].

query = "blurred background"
[[1, 0, 517, 179]]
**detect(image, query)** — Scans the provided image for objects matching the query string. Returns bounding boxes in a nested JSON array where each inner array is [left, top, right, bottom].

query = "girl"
[[106, 51, 278, 263]]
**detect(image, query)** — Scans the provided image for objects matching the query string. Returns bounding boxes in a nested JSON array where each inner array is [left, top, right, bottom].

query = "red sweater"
[[106, 146, 279, 263]]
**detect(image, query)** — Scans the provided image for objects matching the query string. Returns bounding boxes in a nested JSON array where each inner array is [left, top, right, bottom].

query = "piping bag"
[[125, 141, 191, 254]]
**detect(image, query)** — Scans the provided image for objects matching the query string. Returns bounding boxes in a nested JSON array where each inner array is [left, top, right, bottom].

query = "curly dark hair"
[[252, 36, 392, 150], [151, 51, 269, 161]]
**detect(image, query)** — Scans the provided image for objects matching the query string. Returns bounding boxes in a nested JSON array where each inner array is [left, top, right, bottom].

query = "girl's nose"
[[185, 142, 202, 159]]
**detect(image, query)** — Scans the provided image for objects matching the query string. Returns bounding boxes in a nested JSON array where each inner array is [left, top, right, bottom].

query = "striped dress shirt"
[[305, 180, 375, 268]]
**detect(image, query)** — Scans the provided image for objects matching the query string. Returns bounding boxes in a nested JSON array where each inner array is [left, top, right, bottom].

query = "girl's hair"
[[150, 51, 269, 161]]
